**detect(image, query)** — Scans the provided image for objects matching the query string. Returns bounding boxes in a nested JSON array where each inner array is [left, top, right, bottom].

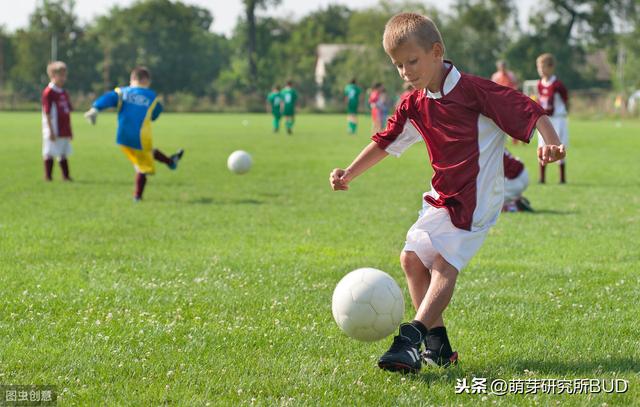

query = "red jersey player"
[[330, 13, 565, 374], [42, 61, 73, 181], [503, 150, 532, 212], [536, 53, 569, 184]]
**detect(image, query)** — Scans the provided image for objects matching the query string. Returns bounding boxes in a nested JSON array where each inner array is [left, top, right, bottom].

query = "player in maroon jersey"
[[330, 13, 565, 373], [42, 61, 73, 181], [536, 53, 569, 184], [503, 150, 533, 212]]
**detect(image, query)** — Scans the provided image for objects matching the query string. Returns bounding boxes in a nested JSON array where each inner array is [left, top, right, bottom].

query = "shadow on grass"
[[403, 357, 637, 384], [72, 179, 131, 186], [528, 209, 578, 215], [187, 197, 264, 205], [511, 358, 638, 375]]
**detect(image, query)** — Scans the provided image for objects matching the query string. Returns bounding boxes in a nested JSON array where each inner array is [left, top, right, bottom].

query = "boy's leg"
[[539, 163, 546, 184], [285, 115, 294, 134], [135, 172, 147, 201], [415, 255, 458, 367], [273, 115, 280, 132], [59, 156, 71, 181], [559, 161, 566, 184], [153, 148, 184, 170], [44, 157, 54, 181], [153, 149, 173, 165]]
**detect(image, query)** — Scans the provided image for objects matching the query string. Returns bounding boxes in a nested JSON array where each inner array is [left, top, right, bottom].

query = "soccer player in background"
[[281, 80, 298, 135], [490, 60, 518, 89], [344, 78, 362, 134], [491, 60, 521, 145], [368, 83, 383, 132], [503, 150, 533, 212], [266, 85, 282, 133], [84, 67, 184, 201], [330, 13, 565, 373], [41, 61, 73, 181], [536, 53, 569, 184]]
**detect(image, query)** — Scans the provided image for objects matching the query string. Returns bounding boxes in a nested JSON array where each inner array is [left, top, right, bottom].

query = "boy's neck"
[[426, 61, 447, 93], [50, 80, 64, 88], [131, 81, 150, 88]]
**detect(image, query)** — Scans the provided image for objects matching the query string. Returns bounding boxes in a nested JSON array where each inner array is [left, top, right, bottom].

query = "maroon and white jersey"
[[503, 150, 524, 180], [42, 83, 73, 139], [372, 62, 545, 231], [536, 76, 568, 117]]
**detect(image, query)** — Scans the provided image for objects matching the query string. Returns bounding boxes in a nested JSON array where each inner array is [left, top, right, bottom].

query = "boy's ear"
[[432, 42, 444, 59]]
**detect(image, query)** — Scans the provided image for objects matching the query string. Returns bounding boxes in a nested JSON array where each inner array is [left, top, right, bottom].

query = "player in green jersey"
[[266, 85, 282, 133], [281, 80, 298, 135], [344, 78, 362, 134]]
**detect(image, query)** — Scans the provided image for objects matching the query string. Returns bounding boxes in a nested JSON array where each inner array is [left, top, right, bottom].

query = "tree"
[[243, 0, 281, 92], [91, 0, 229, 95]]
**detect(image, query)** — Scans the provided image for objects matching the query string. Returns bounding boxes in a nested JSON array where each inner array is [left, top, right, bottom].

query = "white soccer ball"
[[332, 268, 404, 342], [227, 150, 252, 174]]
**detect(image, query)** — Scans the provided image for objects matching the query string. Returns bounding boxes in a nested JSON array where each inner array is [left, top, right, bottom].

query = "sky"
[[0, 0, 538, 36]]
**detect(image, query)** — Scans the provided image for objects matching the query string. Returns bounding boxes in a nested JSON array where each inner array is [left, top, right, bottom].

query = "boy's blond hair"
[[383, 13, 445, 54], [536, 53, 555, 68], [47, 61, 67, 78]]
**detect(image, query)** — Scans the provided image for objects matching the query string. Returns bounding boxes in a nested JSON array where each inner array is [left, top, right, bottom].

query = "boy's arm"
[[41, 92, 56, 141], [84, 90, 119, 125], [330, 142, 388, 191], [535, 115, 566, 164], [151, 102, 163, 121]]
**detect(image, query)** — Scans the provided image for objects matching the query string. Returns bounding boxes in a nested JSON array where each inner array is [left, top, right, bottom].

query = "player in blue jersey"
[[84, 67, 184, 201]]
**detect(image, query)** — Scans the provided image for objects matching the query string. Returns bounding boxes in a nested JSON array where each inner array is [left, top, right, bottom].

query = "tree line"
[[0, 0, 638, 111]]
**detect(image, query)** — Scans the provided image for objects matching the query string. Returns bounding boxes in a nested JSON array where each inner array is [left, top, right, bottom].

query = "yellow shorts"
[[120, 146, 155, 174]]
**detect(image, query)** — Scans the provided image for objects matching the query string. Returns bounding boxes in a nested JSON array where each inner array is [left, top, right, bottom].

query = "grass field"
[[0, 111, 638, 406]]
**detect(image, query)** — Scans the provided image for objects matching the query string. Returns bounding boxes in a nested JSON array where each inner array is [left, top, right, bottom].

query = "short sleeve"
[[151, 102, 163, 121], [371, 96, 422, 157], [471, 78, 546, 142], [557, 81, 569, 105], [42, 89, 53, 114], [93, 90, 120, 111]]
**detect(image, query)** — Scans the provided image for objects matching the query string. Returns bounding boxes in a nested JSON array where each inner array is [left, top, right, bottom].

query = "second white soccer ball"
[[332, 268, 404, 342], [227, 150, 252, 174]]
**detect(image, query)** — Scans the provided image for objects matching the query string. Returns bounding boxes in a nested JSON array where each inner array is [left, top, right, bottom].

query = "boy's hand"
[[537, 144, 566, 165], [330, 168, 351, 191], [84, 108, 98, 125]]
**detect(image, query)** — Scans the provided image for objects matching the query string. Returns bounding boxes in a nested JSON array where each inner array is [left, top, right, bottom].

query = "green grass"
[[0, 112, 638, 406]]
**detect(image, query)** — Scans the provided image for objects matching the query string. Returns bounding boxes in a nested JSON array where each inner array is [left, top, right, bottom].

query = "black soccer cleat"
[[378, 323, 423, 374], [169, 149, 184, 170], [516, 196, 534, 212], [421, 347, 459, 368]]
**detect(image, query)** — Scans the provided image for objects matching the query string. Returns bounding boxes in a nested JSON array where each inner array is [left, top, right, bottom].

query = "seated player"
[[503, 150, 533, 212], [84, 67, 184, 201]]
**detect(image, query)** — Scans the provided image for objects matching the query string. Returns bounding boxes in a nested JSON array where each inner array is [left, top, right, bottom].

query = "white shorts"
[[538, 116, 568, 149], [403, 202, 489, 272], [42, 137, 72, 159], [504, 168, 529, 203]]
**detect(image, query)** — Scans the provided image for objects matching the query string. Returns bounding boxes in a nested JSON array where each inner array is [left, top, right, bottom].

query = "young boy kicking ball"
[[329, 13, 565, 373], [84, 67, 184, 201]]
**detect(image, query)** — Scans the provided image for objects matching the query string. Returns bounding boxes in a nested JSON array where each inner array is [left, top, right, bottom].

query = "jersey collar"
[[425, 60, 461, 99], [541, 75, 557, 86], [48, 82, 64, 93]]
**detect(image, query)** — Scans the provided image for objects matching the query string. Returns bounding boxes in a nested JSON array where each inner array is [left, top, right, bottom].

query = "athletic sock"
[[273, 118, 280, 132], [410, 320, 428, 340], [44, 158, 54, 180], [539, 164, 546, 183], [60, 158, 70, 179], [426, 326, 453, 355], [348, 121, 357, 133], [153, 149, 173, 166], [560, 162, 566, 183], [135, 173, 147, 199]]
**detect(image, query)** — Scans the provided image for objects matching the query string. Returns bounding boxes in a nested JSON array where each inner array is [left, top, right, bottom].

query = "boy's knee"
[[432, 255, 458, 279], [400, 251, 424, 274]]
